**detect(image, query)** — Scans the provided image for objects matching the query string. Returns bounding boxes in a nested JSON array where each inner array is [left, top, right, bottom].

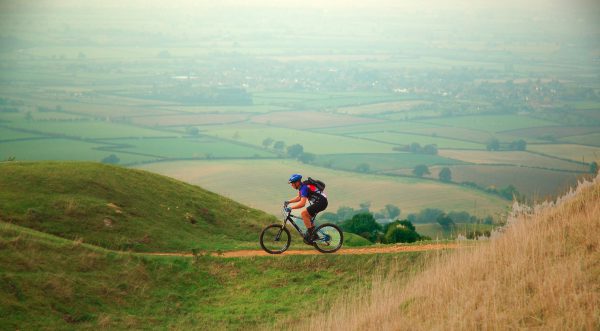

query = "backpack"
[[305, 177, 326, 192]]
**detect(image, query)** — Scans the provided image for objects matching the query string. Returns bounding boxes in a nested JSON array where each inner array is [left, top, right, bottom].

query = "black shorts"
[[306, 197, 328, 217]]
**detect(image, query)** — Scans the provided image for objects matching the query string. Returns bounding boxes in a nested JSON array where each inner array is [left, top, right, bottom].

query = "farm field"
[[426, 165, 585, 199], [420, 115, 559, 133], [313, 153, 465, 173], [137, 159, 509, 217], [4, 120, 175, 139], [350, 131, 484, 149], [250, 110, 383, 129], [106, 137, 274, 160], [562, 133, 600, 147], [199, 123, 397, 154], [0, 139, 153, 164], [336, 100, 431, 115], [527, 144, 600, 163], [437, 149, 589, 172]]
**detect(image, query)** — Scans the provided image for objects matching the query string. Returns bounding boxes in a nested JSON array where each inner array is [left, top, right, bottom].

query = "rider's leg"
[[301, 209, 317, 241], [301, 209, 313, 229]]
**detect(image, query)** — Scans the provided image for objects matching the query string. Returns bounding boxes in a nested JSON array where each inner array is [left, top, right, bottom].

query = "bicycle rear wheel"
[[260, 224, 291, 254], [313, 223, 343, 253]]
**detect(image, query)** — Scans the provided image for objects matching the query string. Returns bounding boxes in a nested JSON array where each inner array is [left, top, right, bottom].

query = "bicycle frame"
[[281, 208, 313, 237]]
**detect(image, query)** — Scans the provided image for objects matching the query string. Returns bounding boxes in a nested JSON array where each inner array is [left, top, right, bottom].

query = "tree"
[[340, 213, 381, 242], [101, 154, 120, 164], [336, 206, 356, 222], [298, 152, 315, 164], [591, 161, 598, 175], [439, 167, 452, 182], [509, 139, 527, 151], [286, 144, 304, 158], [486, 137, 500, 151], [273, 141, 285, 151], [436, 214, 455, 232], [358, 202, 371, 213], [414, 208, 445, 223], [262, 137, 274, 148], [383, 204, 401, 220], [412, 164, 430, 177], [423, 144, 438, 155], [185, 126, 199, 136], [355, 163, 370, 173], [409, 142, 422, 153]]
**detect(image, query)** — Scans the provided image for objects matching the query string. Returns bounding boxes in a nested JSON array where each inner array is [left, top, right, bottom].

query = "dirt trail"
[[147, 243, 461, 258]]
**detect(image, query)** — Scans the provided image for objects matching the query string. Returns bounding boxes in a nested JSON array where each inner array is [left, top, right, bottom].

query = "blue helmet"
[[288, 174, 302, 183]]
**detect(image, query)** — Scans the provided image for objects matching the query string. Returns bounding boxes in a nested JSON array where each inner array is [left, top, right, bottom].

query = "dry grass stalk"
[[298, 174, 600, 331]]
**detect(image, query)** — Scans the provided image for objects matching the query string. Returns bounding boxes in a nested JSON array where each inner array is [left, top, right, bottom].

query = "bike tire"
[[312, 223, 344, 253], [260, 224, 291, 254]]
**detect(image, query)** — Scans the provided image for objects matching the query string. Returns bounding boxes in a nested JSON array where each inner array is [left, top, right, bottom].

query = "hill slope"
[[0, 221, 422, 330], [0, 161, 276, 251], [301, 175, 600, 330]]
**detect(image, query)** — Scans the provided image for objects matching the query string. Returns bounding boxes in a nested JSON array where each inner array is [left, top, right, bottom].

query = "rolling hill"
[[0, 161, 276, 251]]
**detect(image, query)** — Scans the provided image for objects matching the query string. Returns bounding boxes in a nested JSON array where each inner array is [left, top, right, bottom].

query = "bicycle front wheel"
[[260, 224, 291, 254], [313, 223, 344, 253]]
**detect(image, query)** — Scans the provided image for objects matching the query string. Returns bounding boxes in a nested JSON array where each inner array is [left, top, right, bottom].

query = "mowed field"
[[437, 150, 588, 172], [426, 165, 587, 198], [137, 159, 509, 217]]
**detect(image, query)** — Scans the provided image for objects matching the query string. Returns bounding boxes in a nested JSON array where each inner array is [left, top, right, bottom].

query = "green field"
[[138, 159, 509, 217]]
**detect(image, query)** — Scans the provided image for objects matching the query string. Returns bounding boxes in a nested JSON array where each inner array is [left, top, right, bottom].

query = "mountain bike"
[[259, 205, 344, 254]]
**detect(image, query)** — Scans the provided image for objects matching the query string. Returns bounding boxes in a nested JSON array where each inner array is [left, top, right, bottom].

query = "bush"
[[383, 220, 422, 243], [340, 213, 381, 242]]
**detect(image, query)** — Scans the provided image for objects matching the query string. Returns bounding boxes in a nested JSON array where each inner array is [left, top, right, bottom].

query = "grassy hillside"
[[0, 222, 422, 330], [301, 175, 600, 330], [0, 161, 277, 251]]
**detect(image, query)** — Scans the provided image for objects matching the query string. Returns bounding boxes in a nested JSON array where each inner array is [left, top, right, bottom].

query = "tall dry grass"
[[299, 174, 600, 331]]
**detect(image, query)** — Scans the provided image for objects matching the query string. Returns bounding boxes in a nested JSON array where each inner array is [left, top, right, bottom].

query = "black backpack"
[[305, 177, 326, 192]]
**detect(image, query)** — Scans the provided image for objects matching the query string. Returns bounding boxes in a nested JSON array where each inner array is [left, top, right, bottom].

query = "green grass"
[[0, 221, 424, 330], [0, 161, 277, 252]]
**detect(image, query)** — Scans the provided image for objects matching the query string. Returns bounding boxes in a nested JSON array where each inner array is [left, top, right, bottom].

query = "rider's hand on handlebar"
[[284, 201, 289, 207], [285, 207, 292, 213]]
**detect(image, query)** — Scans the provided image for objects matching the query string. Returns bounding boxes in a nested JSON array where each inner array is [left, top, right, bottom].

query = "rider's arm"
[[291, 197, 308, 209], [287, 195, 301, 204]]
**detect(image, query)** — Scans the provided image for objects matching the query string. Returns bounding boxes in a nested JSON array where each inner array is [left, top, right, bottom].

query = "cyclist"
[[284, 174, 328, 244]]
